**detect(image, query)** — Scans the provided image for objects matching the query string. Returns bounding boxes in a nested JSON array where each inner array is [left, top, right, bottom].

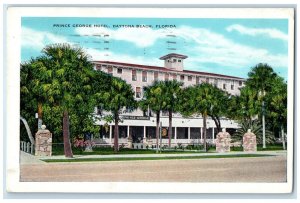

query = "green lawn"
[[52, 143, 284, 156], [52, 144, 213, 156], [42, 153, 273, 163]]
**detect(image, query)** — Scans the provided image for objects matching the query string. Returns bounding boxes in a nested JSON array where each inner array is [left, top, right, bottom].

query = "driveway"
[[20, 152, 287, 182]]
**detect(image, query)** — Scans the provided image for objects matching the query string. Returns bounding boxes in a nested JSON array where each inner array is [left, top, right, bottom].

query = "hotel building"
[[93, 53, 245, 147]]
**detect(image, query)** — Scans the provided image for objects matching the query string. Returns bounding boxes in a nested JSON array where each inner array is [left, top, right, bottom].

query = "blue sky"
[[21, 17, 289, 79]]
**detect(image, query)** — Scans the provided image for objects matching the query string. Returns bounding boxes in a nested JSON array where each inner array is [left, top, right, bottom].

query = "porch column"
[[212, 127, 215, 143], [200, 127, 203, 140], [174, 127, 177, 143], [188, 127, 191, 143], [127, 125, 130, 138], [143, 126, 146, 138], [109, 125, 112, 143]]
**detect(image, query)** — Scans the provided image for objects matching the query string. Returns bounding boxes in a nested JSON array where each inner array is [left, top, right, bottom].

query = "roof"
[[159, 53, 188, 60], [93, 60, 244, 80]]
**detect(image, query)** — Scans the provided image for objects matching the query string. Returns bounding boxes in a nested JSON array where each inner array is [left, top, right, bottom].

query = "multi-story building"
[[93, 53, 245, 147]]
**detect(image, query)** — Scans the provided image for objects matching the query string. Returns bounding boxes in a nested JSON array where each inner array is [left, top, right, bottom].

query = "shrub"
[[232, 120, 276, 145]]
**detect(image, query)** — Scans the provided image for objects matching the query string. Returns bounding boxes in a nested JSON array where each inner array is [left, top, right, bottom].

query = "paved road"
[[20, 153, 287, 182]]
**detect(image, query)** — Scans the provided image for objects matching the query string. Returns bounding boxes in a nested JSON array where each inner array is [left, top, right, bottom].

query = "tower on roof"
[[159, 53, 188, 71]]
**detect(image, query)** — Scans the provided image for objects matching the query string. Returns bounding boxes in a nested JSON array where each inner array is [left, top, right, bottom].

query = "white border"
[[5, 7, 294, 193]]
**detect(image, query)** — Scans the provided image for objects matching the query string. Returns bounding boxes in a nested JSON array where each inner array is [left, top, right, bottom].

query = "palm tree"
[[268, 76, 287, 149], [231, 120, 275, 145], [180, 83, 218, 152], [42, 43, 96, 157], [101, 77, 136, 153], [161, 80, 183, 147], [21, 57, 53, 130], [234, 86, 260, 123], [246, 63, 277, 148], [206, 84, 230, 133], [141, 81, 166, 152]]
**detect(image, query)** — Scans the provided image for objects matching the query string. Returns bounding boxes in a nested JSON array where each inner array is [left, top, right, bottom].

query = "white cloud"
[[22, 27, 69, 50], [226, 24, 288, 41], [170, 26, 288, 69], [75, 26, 169, 48], [87, 48, 161, 66], [85, 25, 287, 71], [22, 25, 288, 73]]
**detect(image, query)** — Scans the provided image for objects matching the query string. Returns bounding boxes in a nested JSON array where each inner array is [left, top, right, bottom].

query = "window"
[[162, 111, 169, 116], [231, 81, 234, 90], [143, 109, 152, 117], [188, 76, 192, 81], [142, 71, 147, 82], [214, 79, 218, 86], [165, 73, 169, 81], [154, 72, 158, 81], [96, 65, 101, 70], [223, 84, 227, 90], [172, 74, 177, 80], [132, 70, 137, 81], [97, 106, 103, 116], [107, 66, 113, 75], [231, 84, 234, 90], [136, 87, 141, 98], [173, 59, 177, 62], [117, 68, 122, 74], [178, 59, 182, 62], [206, 78, 209, 83], [196, 77, 200, 84], [239, 81, 242, 86], [180, 75, 185, 81]]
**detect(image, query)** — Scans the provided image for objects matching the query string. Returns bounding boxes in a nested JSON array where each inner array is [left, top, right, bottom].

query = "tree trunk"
[[114, 113, 119, 153], [262, 100, 266, 149], [211, 115, 221, 133], [63, 110, 73, 158], [156, 111, 160, 153], [168, 110, 172, 148], [203, 111, 207, 152], [37, 102, 43, 129], [281, 124, 286, 150]]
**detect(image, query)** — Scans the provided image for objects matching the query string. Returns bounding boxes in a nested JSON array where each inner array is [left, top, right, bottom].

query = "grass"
[[231, 144, 285, 152], [52, 144, 214, 156], [52, 143, 284, 156], [42, 153, 273, 163]]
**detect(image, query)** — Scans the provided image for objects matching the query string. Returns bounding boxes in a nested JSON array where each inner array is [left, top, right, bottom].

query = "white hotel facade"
[[93, 53, 245, 147]]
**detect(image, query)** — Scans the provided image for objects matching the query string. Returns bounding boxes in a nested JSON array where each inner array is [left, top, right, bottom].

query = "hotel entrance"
[[130, 126, 144, 143]]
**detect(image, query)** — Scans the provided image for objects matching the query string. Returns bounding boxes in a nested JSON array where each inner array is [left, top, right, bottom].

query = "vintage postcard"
[[5, 7, 294, 193]]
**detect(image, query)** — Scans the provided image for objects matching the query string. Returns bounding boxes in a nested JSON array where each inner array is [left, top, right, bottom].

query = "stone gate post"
[[215, 128, 231, 153], [35, 125, 52, 156], [243, 129, 257, 152]]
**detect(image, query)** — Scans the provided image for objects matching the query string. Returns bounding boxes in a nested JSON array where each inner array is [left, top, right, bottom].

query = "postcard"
[[5, 6, 294, 193]]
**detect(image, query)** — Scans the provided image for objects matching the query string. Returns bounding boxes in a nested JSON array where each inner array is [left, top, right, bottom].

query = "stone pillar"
[[243, 129, 257, 152], [215, 128, 231, 153], [35, 125, 52, 156]]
